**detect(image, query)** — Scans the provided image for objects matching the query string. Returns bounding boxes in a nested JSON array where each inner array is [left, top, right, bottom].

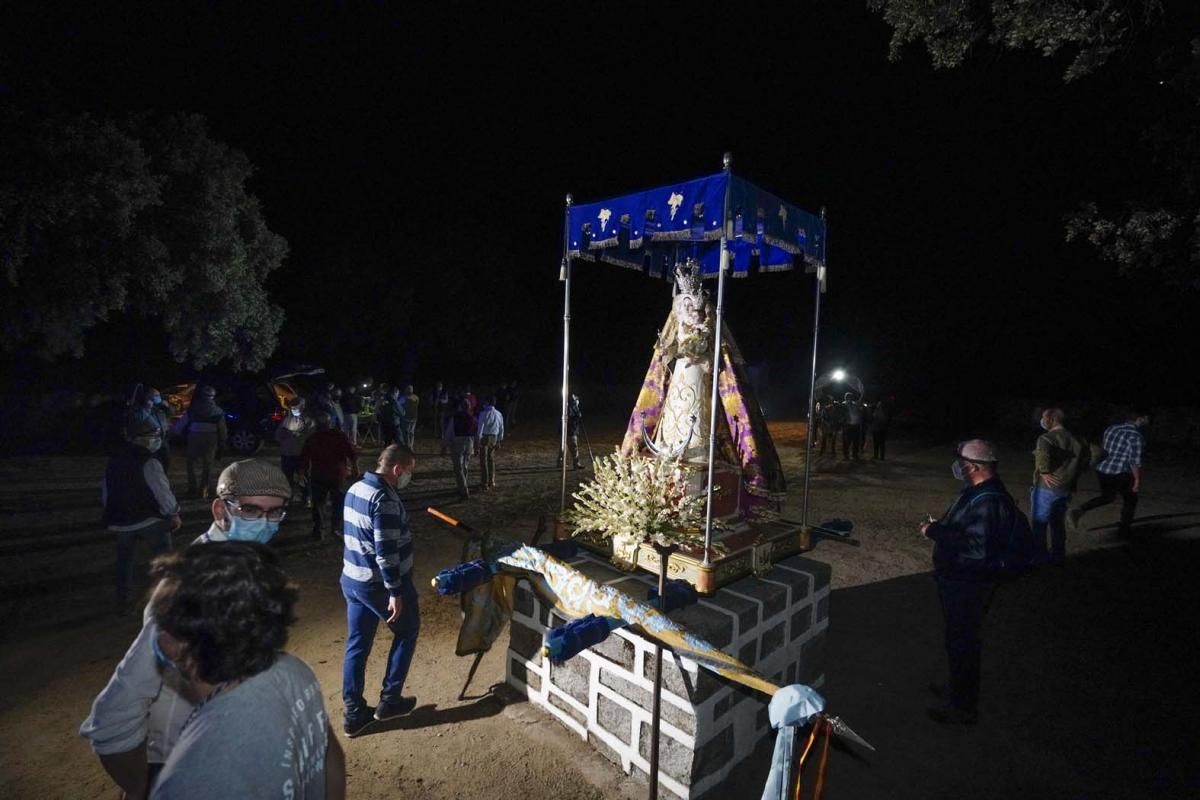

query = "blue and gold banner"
[[566, 172, 825, 278]]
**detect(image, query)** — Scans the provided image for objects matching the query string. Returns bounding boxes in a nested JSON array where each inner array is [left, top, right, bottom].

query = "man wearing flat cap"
[[919, 439, 1019, 725], [81, 459, 292, 799]]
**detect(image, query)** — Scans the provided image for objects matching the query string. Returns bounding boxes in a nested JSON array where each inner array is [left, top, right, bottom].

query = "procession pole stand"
[[801, 207, 827, 534], [702, 152, 733, 567], [559, 194, 574, 513], [647, 541, 678, 800]]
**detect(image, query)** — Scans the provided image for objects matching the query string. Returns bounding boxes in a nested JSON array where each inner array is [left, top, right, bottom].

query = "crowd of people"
[[813, 393, 892, 461], [920, 407, 1150, 726], [92, 375, 1154, 794]]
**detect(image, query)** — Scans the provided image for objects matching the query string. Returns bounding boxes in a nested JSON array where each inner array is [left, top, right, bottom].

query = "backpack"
[[973, 491, 1035, 577]]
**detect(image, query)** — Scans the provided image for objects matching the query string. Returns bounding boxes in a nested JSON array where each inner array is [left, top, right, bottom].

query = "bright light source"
[[832, 369, 846, 381]]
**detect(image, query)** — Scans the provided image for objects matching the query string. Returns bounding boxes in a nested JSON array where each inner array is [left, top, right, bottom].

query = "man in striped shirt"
[[340, 444, 419, 736], [1071, 410, 1150, 538]]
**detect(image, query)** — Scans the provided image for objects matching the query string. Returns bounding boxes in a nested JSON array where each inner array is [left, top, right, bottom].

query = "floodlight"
[[832, 369, 846, 381]]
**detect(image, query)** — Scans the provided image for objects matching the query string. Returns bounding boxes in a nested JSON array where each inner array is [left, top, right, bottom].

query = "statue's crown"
[[674, 260, 704, 299]]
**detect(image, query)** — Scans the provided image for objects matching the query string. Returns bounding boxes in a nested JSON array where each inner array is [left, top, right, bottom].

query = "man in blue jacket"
[[340, 444, 419, 736], [920, 439, 1017, 725]]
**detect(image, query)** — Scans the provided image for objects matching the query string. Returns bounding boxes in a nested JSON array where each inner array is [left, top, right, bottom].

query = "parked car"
[[164, 368, 326, 455]]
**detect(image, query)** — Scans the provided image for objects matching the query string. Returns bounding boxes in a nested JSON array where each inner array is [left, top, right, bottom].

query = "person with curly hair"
[[82, 460, 295, 798], [148, 542, 345, 798]]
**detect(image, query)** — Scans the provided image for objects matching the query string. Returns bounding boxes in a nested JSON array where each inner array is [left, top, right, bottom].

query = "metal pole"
[[559, 194, 574, 512], [801, 208, 827, 529], [702, 153, 732, 566], [647, 541, 677, 800]]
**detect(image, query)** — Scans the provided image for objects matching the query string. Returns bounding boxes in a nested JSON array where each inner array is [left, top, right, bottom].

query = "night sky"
[[4, 1, 1198, 411]]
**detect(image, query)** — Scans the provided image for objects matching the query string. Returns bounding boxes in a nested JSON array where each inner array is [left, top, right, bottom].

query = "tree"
[[0, 109, 287, 368], [869, 1, 1200, 289]]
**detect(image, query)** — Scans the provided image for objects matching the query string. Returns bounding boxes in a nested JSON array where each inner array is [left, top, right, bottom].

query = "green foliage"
[[867, 0, 1163, 81], [0, 109, 286, 369], [869, 3, 1200, 289]]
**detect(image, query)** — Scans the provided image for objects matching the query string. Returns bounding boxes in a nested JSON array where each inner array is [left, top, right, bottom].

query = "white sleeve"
[[143, 459, 179, 516], [79, 621, 163, 755]]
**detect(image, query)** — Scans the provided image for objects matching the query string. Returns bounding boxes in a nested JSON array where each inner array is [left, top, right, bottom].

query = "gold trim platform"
[[556, 518, 812, 595]]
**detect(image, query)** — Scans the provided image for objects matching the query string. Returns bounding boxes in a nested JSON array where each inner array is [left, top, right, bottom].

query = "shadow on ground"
[[724, 535, 1200, 799]]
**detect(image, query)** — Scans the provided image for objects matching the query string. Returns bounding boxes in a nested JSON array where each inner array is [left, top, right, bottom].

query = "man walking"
[[444, 400, 477, 499], [375, 384, 405, 446], [178, 386, 226, 499], [103, 418, 181, 615], [557, 393, 583, 470], [340, 445, 420, 736], [1031, 408, 1090, 565], [920, 439, 1018, 725], [476, 395, 505, 490], [1071, 410, 1150, 538], [870, 398, 892, 460], [301, 411, 357, 541], [842, 393, 863, 460], [431, 381, 450, 452], [402, 384, 420, 449]]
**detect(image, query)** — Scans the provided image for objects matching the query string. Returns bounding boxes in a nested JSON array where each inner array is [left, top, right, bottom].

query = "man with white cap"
[[81, 459, 292, 798], [919, 439, 1019, 725]]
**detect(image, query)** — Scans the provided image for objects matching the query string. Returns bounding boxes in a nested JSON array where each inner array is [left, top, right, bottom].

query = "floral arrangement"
[[564, 449, 707, 548]]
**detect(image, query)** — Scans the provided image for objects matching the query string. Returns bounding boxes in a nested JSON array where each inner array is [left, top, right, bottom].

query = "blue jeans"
[[341, 575, 420, 719], [1030, 486, 1070, 565]]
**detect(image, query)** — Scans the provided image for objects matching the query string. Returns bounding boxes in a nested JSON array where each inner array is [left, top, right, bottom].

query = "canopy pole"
[[801, 207, 828, 529], [702, 153, 733, 566], [559, 193, 574, 513]]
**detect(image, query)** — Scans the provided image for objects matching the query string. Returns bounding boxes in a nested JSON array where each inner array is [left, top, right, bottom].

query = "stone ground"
[[1, 418, 1198, 799]]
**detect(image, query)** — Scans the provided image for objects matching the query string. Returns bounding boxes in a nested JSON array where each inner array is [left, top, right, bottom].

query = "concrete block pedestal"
[[505, 551, 831, 799]]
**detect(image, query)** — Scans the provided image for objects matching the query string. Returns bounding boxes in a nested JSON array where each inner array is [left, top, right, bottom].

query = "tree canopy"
[[0, 109, 287, 369], [869, 1, 1199, 289]]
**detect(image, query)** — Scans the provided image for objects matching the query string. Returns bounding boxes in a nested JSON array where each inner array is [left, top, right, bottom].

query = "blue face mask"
[[152, 631, 178, 672], [226, 514, 280, 544]]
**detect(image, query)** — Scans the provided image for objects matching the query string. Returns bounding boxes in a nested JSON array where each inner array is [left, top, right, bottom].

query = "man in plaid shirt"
[[1071, 410, 1150, 538]]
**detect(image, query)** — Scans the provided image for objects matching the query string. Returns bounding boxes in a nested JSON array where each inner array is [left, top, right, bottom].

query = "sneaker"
[[374, 697, 417, 721], [927, 705, 978, 725], [344, 708, 376, 737]]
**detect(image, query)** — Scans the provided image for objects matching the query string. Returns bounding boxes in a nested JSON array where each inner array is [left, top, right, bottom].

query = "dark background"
[[3, 0, 1198, 413]]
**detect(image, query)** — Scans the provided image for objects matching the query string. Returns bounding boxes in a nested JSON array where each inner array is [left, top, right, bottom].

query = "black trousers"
[[937, 576, 995, 714], [843, 424, 862, 459], [311, 477, 345, 537], [871, 429, 888, 460], [1077, 471, 1138, 535]]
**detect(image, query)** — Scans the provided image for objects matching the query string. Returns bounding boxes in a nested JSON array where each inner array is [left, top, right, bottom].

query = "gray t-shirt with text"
[[152, 653, 329, 800]]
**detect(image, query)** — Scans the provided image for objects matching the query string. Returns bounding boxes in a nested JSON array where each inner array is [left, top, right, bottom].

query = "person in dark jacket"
[[300, 411, 358, 541], [177, 386, 227, 499], [102, 418, 181, 615], [375, 385, 405, 446], [557, 393, 583, 469], [919, 439, 1016, 725], [443, 400, 477, 498]]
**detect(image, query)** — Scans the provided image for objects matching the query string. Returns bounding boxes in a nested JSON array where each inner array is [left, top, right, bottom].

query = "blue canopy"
[[566, 171, 825, 279]]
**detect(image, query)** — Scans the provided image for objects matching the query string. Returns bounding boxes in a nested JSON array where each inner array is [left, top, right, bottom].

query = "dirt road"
[[1, 421, 1197, 799]]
